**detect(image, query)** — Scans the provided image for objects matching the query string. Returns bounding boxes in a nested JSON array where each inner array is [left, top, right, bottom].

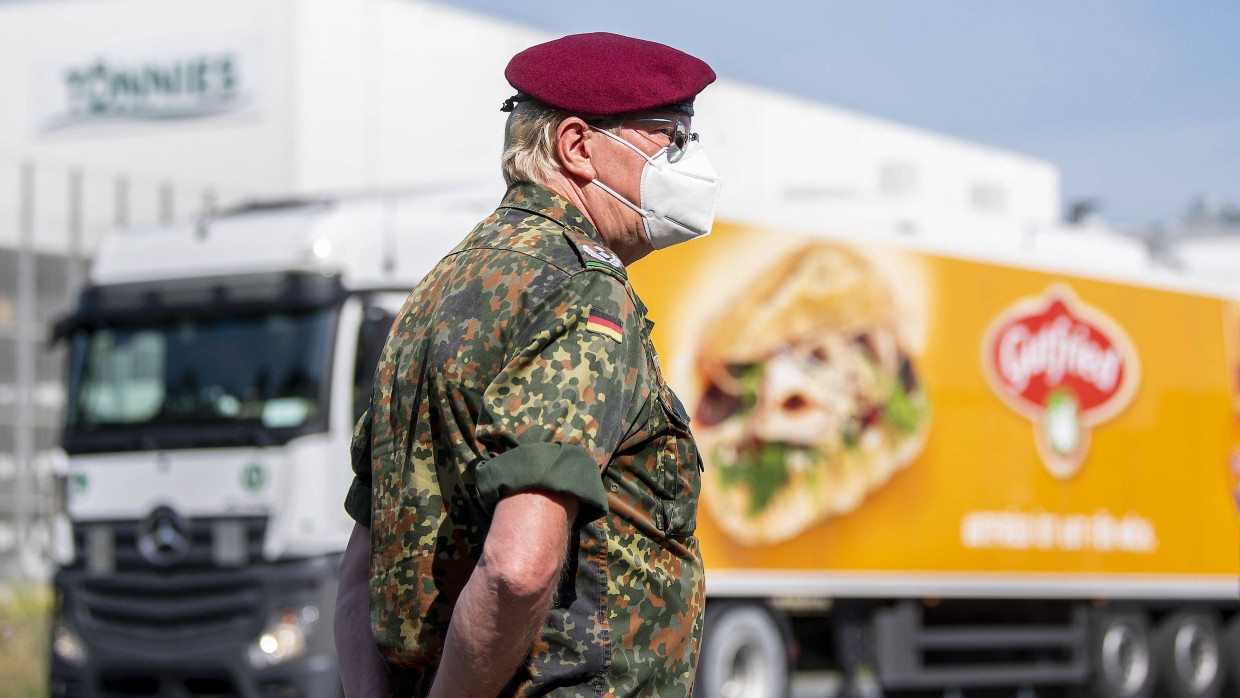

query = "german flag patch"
[[585, 311, 623, 343]]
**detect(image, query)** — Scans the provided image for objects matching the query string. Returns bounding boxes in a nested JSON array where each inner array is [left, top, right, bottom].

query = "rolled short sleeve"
[[475, 442, 609, 523], [344, 477, 370, 525], [473, 270, 644, 526], [342, 406, 373, 526]]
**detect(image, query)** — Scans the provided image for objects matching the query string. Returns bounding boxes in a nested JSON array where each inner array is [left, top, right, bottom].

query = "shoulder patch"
[[581, 243, 623, 268], [585, 310, 624, 342], [563, 228, 627, 279]]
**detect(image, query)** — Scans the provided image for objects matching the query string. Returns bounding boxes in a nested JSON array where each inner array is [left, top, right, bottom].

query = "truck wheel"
[[1154, 610, 1224, 698], [697, 602, 790, 698], [1080, 608, 1156, 698]]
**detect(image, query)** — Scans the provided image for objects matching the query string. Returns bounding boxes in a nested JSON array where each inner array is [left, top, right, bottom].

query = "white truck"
[[48, 185, 498, 697], [50, 185, 1240, 698]]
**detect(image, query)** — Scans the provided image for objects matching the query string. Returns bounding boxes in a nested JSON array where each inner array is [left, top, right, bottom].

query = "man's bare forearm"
[[428, 553, 556, 697], [428, 490, 578, 698], [335, 523, 395, 698]]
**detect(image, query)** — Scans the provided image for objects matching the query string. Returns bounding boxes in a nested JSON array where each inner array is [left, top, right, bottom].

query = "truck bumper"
[[49, 555, 342, 698]]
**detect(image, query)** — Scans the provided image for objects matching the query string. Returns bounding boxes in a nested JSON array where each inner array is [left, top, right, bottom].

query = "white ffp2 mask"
[[590, 128, 722, 250]]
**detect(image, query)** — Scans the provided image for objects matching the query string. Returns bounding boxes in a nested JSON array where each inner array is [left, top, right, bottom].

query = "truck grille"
[[79, 568, 263, 639], [72, 517, 266, 572], [53, 550, 338, 698], [67, 517, 267, 638]]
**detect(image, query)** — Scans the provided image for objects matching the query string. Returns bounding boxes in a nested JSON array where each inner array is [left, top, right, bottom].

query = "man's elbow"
[[481, 489, 576, 603], [483, 549, 563, 603]]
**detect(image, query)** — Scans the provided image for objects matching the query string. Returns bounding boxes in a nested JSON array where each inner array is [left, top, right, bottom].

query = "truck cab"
[[49, 186, 498, 697]]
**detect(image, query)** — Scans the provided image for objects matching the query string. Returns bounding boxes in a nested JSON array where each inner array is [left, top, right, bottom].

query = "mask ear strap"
[[587, 126, 652, 216], [589, 177, 647, 217]]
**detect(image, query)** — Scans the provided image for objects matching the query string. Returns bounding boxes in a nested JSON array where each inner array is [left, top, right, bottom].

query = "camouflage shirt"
[[344, 183, 705, 697]]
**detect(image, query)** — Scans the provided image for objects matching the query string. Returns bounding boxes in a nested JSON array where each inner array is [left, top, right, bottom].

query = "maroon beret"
[[503, 32, 716, 117]]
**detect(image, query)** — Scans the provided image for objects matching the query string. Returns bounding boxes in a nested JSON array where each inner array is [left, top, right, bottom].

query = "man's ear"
[[556, 117, 596, 182]]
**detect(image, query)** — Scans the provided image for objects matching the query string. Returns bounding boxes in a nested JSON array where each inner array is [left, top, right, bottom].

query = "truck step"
[[875, 601, 1090, 690], [919, 625, 1082, 650]]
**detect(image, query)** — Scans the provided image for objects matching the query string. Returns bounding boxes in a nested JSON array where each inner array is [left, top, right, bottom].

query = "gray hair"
[[501, 100, 573, 187]]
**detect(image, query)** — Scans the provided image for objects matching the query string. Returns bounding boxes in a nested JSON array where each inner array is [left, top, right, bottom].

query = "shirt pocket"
[[654, 383, 702, 537], [605, 334, 703, 547], [643, 339, 702, 538]]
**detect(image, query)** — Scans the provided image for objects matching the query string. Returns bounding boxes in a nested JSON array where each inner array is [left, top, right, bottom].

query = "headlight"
[[52, 624, 88, 666], [247, 605, 319, 668]]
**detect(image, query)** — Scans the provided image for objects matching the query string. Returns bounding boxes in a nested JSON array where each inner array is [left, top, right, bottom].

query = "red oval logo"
[[982, 286, 1140, 478]]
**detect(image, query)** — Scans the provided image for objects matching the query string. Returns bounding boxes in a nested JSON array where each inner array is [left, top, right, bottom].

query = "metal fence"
[[0, 154, 247, 580]]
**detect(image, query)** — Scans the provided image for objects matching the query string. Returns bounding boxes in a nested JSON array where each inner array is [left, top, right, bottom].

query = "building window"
[[879, 162, 919, 197], [0, 249, 16, 297], [970, 182, 1008, 213], [0, 426, 14, 481], [0, 337, 15, 385]]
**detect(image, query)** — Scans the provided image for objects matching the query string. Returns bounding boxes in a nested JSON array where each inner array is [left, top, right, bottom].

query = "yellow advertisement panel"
[[629, 223, 1240, 579]]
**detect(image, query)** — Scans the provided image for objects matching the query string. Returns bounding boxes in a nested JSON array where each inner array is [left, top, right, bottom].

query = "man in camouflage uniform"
[[334, 33, 720, 697]]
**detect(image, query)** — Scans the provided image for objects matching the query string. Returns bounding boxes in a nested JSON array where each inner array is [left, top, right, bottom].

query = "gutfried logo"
[[982, 285, 1140, 479]]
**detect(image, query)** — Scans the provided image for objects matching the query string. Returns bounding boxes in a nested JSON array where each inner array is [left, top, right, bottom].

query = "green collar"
[[499, 182, 603, 244]]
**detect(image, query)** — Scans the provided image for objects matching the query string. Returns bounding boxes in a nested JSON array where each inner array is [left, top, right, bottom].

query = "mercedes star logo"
[[138, 506, 191, 567]]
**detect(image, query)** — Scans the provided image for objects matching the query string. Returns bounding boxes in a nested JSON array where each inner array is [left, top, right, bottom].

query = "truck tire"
[[1078, 608, 1157, 698], [696, 602, 790, 698], [1154, 610, 1225, 698]]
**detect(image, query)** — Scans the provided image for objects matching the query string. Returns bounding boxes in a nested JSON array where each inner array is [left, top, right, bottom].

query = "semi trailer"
[[637, 220, 1240, 698]]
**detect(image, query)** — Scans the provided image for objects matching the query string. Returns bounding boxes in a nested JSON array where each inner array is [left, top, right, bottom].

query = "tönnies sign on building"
[[3, 0, 1060, 232], [33, 40, 262, 132]]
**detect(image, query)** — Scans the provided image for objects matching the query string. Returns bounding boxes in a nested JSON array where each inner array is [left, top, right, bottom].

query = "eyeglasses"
[[594, 116, 698, 163]]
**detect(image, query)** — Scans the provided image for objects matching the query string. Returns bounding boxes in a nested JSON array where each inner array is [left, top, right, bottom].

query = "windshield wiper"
[[225, 420, 276, 448], [179, 420, 277, 448]]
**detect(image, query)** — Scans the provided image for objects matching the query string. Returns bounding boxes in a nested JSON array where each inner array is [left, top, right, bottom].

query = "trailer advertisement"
[[629, 222, 1240, 584]]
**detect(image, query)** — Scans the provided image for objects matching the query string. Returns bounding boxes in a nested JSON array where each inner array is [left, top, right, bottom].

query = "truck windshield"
[[64, 308, 336, 452]]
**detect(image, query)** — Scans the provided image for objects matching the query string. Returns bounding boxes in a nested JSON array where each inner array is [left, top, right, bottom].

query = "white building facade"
[[0, 0, 1062, 245], [0, 0, 1062, 577]]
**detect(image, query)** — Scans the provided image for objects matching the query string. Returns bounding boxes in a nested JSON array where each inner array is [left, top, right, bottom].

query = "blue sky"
[[444, 0, 1239, 229]]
